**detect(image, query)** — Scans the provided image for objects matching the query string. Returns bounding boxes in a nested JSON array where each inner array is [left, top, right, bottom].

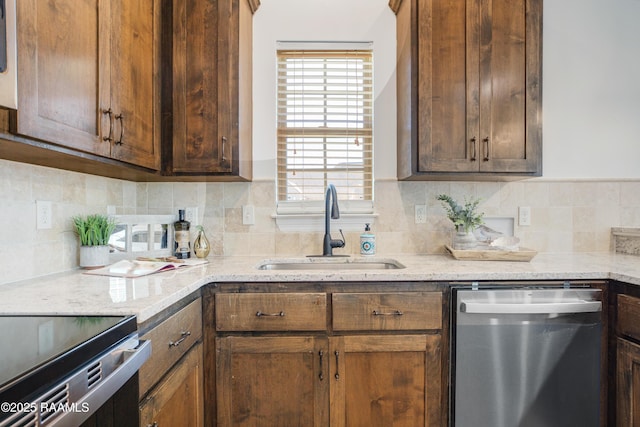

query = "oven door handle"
[[49, 339, 151, 427], [460, 300, 602, 314]]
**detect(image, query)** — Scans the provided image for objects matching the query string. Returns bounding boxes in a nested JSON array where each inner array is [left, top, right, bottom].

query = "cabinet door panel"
[[172, 0, 225, 173], [418, 0, 478, 173], [479, 0, 541, 173], [111, 0, 161, 170], [139, 343, 203, 427], [330, 334, 442, 427], [15, 0, 110, 156], [216, 336, 329, 427]]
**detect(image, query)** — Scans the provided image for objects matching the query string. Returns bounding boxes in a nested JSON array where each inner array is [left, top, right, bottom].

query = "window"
[[276, 44, 373, 215]]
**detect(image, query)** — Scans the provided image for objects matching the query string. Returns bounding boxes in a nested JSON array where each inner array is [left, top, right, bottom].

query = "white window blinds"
[[276, 48, 373, 212]]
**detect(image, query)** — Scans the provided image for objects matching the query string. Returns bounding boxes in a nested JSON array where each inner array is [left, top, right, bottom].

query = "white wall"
[[254, 0, 640, 180], [543, 0, 640, 178]]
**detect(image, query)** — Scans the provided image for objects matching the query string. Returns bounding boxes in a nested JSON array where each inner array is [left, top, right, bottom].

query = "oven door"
[[0, 336, 151, 427]]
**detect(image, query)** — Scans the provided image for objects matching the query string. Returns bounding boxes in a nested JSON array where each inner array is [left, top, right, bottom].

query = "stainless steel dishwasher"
[[452, 286, 602, 427]]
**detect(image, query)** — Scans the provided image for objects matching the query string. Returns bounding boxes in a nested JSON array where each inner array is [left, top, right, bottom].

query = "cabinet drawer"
[[139, 298, 202, 397], [333, 292, 442, 331], [215, 293, 327, 331], [618, 294, 640, 341]]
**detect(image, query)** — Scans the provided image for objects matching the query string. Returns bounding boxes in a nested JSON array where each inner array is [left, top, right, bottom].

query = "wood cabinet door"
[[478, 0, 542, 173], [216, 336, 329, 427], [330, 334, 442, 427], [617, 338, 640, 426], [416, 0, 479, 173], [171, 0, 225, 173], [171, 0, 254, 178], [110, 0, 161, 170], [14, 0, 111, 157], [139, 343, 204, 427]]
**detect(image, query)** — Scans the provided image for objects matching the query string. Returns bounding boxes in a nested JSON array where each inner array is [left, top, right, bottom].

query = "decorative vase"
[[452, 230, 477, 250], [194, 229, 211, 258], [79, 245, 110, 268]]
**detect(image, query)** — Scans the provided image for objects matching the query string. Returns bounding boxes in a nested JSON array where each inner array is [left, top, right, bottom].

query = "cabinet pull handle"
[[470, 137, 477, 161], [372, 309, 403, 316], [168, 330, 191, 347], [115, 114, 124, 145], [319, 350, 324, 381], [255, 311, 285, 317], [334, 351, 340, 380], [483, 136, 490, 161], [102, 108, 113, 142], [221, 136, 227, 161]]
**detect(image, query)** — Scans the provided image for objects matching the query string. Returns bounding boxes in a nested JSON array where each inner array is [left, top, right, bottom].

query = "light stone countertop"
[[1, 252, 640, 323]]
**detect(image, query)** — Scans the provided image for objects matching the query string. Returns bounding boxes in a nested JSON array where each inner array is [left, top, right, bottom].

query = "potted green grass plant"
[[437, 194, 484, 250], [73, 214, 117, 268]]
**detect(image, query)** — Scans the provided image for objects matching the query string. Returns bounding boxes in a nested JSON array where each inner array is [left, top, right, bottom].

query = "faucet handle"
[[334, 229, 346, 248]]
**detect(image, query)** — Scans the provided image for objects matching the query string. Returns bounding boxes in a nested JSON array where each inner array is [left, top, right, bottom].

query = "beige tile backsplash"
[[2, 158, 640, 285]]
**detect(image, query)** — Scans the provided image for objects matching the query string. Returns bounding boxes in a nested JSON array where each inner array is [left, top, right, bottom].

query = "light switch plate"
[[243, 205, 255, 225], [518, 206, 531, 226]]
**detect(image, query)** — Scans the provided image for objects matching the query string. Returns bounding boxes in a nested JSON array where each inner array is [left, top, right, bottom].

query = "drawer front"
[[139, 298, 202, 397], [333, 292, 442, 331], [618, 294, 640, 341], [215, 293, 327, 331]]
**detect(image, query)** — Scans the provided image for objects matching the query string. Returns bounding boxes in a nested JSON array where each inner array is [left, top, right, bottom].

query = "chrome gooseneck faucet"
[[323, 184, 346, 256]]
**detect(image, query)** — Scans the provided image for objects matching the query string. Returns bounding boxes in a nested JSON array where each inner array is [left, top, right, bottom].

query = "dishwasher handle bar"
[[460, 300, 602, 314]]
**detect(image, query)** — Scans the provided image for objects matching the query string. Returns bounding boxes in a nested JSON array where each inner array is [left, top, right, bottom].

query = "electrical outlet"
[[415, 204, 427, 224], [518, 206, 531, 226], [243, 205, 255, 225], [185, 207, 198, 225], [36, 200, 52, 229]]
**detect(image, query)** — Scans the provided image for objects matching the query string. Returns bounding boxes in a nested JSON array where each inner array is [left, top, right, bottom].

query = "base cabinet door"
[[330, 334, 442, 427], [216, 336, 329, 427], [617, 338, 640, 426], [139, 343, 204, 427]]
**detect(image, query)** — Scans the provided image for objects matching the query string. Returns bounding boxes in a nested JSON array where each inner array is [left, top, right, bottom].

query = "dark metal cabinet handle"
[[115, 114, 124, 145], [334, 351, 340, 380], [319, 350, 324, 381], [168, 330, 191, 347], [102, 108, 113, 142], [372, 309, 403, 316], [255, 311, 285, 317], [483, 136, 490, 161], [470, 137, 477, 161]]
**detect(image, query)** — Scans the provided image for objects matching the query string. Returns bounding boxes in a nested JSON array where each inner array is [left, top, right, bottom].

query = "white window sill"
[[272, 212, 378, 233]]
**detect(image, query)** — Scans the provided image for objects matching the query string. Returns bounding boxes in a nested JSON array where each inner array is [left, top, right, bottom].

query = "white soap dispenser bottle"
[[360, 223, 376, 256]]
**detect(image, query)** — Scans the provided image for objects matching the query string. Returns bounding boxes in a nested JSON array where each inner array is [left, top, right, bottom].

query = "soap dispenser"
[[360, 223, 376, 256]]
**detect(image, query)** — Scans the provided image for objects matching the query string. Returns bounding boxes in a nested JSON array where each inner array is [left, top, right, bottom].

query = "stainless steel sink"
[[256, 257, 405, 270]]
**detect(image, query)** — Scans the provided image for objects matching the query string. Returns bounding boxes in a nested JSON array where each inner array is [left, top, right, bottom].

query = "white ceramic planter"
[[79, 245, 110, 268]]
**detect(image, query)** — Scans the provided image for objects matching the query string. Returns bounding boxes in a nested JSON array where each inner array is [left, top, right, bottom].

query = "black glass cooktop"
[[0, 315, 136, 406]]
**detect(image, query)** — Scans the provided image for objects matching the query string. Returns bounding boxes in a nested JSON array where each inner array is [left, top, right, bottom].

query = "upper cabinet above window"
[[391, 0, 542, 180]]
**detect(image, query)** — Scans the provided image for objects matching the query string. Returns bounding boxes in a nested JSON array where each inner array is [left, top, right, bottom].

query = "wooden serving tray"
[[445, 244, 537, 262]]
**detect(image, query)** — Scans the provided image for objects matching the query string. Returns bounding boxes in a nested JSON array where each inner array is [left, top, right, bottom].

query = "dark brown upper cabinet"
[[11, 0, 161, 171], [391, 0, 542, 180], [165, 0, 258, 180]]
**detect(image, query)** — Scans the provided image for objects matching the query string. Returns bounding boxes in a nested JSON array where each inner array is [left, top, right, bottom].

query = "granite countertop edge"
[[0, 252, 638, 323]]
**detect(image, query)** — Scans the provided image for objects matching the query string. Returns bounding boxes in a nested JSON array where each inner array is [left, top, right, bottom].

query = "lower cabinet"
[[615, 293, 640, 426], [616, 338, 640, 426], [216, 336, 329, 426], [212, 289, 444, 427], [138, 297, 204, 427], [140, 343, 204, 427]]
